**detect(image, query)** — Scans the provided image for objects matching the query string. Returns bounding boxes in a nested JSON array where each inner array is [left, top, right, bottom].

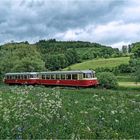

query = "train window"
[[72, 74, 77, 80], [66, 74, 71, 80], [51, 74, 55, 79], [30, 75, 33, 78], [17, 75, 20, 79], [24, 75, 27, 79], [83, 73, 92, 78], [61, 74, 65, 80], [21, 75, 23, 79], [42, 75, 45, 79], [12, 75, 15, 79], [56, 74, 60, 80], [15, 75, 17, 79], [46, 75, 50, 79], [78, 74, 83, 80]]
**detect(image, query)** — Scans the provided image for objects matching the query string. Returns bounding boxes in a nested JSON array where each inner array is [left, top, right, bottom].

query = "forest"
[[0, 39, 140, 83]]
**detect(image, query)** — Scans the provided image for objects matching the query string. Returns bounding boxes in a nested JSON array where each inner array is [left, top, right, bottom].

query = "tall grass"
[[0, 85, 140, 139], [64, 57, 130, 70]]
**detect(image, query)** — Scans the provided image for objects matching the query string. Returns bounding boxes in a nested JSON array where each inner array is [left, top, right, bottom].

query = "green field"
[[64, 57, 130, 70], [117, 74, 140, 88], [0, 85, 140, 139]]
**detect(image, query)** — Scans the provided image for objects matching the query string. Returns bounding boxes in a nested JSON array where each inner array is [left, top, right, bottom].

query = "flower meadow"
[[0, 85, 140, 139]]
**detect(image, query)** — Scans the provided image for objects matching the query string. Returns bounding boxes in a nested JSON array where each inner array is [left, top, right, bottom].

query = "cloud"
[[0, 0, 140, 47]]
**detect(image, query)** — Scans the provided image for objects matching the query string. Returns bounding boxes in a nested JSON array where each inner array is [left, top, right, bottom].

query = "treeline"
[[0, 39, 121, 74], [35, 39, 123, 70], [96, 42, 140, 82], [1, 39, 139, 81]]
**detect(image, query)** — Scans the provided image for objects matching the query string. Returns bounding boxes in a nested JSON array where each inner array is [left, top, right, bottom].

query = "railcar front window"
[[83, 73, 92, 78]]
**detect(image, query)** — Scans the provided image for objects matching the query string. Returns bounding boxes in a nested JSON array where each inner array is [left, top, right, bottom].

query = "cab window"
[[83, 73, 92, 78]]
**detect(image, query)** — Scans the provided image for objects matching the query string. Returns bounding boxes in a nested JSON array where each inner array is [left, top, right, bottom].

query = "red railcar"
[[4, 70, 98, 87]]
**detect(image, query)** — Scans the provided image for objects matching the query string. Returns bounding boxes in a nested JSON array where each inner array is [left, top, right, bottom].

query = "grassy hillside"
[[0, 85, 140, 139], [64, 57, 130, 70]]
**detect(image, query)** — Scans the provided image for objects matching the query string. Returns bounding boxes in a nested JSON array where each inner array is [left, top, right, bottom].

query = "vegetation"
[[129, 42, 140, 82], [0, 39, 140, 139], [0, 43, 45, 73], [97, 72, 118, 89], [0, 40, 121, 80], [0, 85, 140, 139], [64, 57, 130, 71]]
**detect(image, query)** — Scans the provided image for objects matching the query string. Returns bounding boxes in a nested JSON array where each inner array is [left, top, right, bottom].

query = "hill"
[[0, 40, 121, 75], [64, 57, 130, 70]]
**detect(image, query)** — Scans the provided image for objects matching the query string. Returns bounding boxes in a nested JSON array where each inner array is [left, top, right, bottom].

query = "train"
[[4, 70, 99, 87]]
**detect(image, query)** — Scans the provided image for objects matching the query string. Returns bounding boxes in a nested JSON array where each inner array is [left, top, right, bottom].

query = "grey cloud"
[[0, 0, 139, 47]]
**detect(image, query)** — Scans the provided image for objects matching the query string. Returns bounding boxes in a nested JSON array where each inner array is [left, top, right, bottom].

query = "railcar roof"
[[40, 70, 95, 74], [5, 70, 95, 75], [5, 72, 38, 75]]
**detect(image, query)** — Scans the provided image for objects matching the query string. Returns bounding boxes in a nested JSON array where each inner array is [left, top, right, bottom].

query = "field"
[[0, 85, 140, 139], [64, 57, 130, 70]]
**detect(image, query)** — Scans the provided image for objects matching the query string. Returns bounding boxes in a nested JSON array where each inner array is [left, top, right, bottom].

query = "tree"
[[122, 45, 128, 54], [128, 44, 132, 53], [133, 59, 140, 83], [0, 43, 45, 73], [97, 72, 118, 89]]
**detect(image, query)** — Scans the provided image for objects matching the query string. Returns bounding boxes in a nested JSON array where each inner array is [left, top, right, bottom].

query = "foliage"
[[0, 40, 121, 74], [64, 57, 130, 71], [0, 43, 45, 73], [133, 60, 140, 83], [0, 85, 140, 139], [36, 39, 120, 65], [117, 64, 133, 73], [0, 86, 62, 139], [122, 45, 128, 54], [129, 43, 140, 82], [97, 72, 118, 89], [131, 42, 140, 58]]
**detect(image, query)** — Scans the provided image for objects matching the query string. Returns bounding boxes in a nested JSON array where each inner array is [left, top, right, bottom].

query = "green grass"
[[64, 57, 130, 70], [119, 82, 140, 87], [0, 85, 140, 139], [117, 73, 140, 88], [117, 74, 133, 82]]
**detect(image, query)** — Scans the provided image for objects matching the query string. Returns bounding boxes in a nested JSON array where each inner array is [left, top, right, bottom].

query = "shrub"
[[97, 72, 118, 89], [117, 64, 132, 73]]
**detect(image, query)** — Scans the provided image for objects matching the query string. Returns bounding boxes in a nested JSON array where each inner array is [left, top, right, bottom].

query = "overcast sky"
[[0, 0, 140, 48]]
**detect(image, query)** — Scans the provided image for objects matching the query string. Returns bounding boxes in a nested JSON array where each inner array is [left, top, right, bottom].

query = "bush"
[[97, 72, 118, 89], [117, 64, 132, 73]]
